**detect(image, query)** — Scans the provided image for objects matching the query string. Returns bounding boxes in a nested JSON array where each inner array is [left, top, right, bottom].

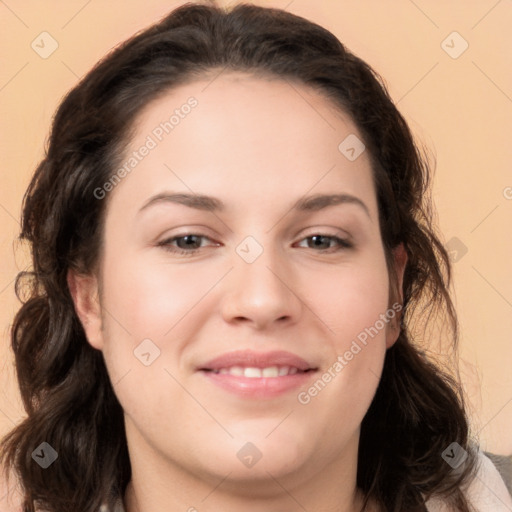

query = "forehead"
[[108, 71, 376, 218], [135, 70, 361, 148]]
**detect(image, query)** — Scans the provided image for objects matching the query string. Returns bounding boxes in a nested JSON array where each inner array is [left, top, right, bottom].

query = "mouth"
[[197, 350, 318, 399], [202, 366, 314, 377]]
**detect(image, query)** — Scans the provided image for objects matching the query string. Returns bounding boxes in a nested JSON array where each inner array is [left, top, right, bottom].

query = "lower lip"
[[200, 370, 317, 399]]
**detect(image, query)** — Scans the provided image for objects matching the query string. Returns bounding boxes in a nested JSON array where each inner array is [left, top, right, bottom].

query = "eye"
[[157, 234, 218, 256], [157, 232, 352, 257], [296, 234, 353, 252]]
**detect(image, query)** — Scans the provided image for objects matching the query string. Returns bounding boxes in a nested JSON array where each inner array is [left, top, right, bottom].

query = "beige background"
[[1, 0, 511, 455]]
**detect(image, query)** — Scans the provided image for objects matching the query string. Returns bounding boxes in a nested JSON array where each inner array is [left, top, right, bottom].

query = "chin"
[[199, 452, 311, 499], [209, 431, 310, 480]]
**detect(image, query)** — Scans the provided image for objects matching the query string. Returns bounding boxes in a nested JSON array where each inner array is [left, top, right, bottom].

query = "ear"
[[67, 269, 104, 350], [385, 243, 408, 349]]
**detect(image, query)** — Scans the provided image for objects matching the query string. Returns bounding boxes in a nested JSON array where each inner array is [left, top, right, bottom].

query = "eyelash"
[[157, 233, 353, 256]]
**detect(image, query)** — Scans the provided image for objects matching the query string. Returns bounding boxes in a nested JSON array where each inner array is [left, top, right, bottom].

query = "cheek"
[[300, 249, 390, 397], [97, 253, 211, 422], [308, 253, 391, 344], [99, 237, 391, 364], [100, 250, 221, 341]]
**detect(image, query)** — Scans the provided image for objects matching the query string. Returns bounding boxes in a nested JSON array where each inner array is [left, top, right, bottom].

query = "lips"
[[197, 350, 318, 399], [198, 350, 316, 373], [212, 366, 301, 378]]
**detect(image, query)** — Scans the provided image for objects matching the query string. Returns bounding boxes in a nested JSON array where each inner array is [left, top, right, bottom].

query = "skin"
[[69, 72, 406, 512]]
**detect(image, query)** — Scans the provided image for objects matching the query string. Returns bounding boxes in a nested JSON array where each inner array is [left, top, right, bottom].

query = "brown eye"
[[173, 235, 204, 250], [297, 234, 353, 252], [158, 234, 216, 255]]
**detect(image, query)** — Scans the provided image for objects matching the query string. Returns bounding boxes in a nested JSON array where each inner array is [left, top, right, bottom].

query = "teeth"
[[212, 365, 304, 377], [262, 366, 279, 378], [244, 367, 262, 378], [229, 366, 244, 376], [278, 366, 290, 376]]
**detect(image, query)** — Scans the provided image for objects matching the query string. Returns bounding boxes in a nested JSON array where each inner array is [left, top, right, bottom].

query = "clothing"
[[425, 451, 512, 511], [110, 451, 512, 512], [484, 452, 512, 497]]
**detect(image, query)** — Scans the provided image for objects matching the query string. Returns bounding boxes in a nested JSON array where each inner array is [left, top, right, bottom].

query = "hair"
[[1, 2, 478, 511]]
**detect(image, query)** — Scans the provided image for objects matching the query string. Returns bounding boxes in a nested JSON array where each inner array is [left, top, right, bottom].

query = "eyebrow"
[[138, 192, 370, 217], [293, 193, 370, 217], [139, 193, 223, 213]]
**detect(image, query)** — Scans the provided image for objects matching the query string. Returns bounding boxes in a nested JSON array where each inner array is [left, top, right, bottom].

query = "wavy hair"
[[1, 2, 477, 511]]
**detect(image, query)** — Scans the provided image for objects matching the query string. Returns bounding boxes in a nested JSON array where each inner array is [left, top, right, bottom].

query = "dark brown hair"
[[1, 2, 478, 511]]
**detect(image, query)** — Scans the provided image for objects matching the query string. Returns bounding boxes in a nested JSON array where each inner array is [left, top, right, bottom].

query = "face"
[[70, 72, 405, 494]]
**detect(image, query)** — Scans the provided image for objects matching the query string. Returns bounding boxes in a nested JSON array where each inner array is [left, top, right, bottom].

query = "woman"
[[1, 2, 510, 511]]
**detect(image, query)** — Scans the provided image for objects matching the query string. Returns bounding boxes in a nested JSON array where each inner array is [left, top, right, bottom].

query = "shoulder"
[[426, 450, 512, 512]]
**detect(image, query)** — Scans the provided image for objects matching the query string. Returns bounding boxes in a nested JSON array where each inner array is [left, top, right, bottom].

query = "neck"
[[124, 479, 368, 512], [122, 421, 373, 512]]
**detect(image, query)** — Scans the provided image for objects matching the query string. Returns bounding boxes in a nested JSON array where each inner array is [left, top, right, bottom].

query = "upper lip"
[[198, 350, 317, 371]]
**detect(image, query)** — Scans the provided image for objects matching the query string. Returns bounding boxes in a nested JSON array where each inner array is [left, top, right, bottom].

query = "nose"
[[220, 244, 303, 331]]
